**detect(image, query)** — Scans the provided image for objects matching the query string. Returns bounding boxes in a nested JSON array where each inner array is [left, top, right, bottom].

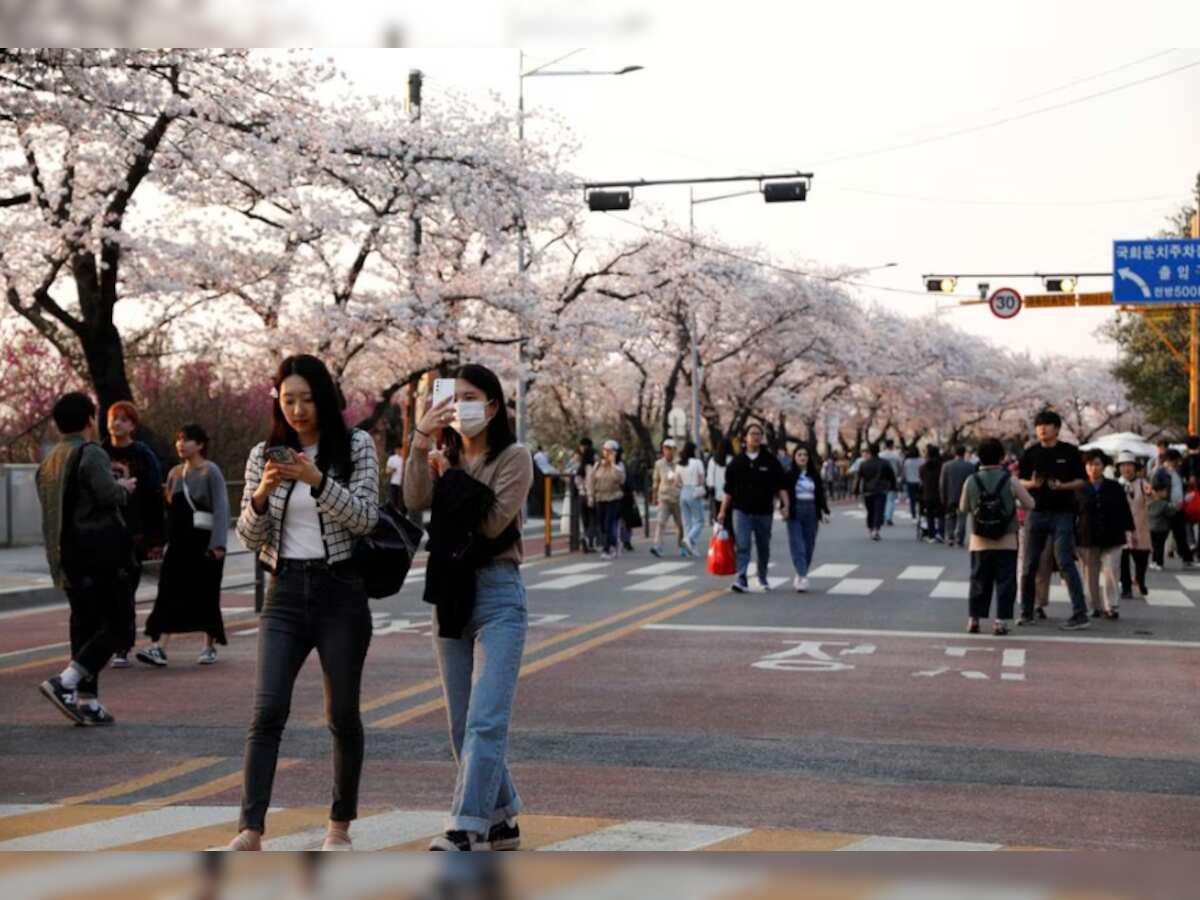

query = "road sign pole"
[[1191, 306, 1198, 435]]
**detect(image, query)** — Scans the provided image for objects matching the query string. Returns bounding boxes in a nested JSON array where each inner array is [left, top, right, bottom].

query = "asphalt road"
[[2, 500, 1199, 851]]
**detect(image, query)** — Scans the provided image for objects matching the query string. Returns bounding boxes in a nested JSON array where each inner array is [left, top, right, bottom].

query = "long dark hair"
[[268, 354, 353, 478], [680, 440, 697, 465], [792, 442, 821, 479], [441, 364, 516, 465]]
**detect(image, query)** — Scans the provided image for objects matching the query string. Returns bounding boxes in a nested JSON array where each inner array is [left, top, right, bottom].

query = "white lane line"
[[262, 809, 445, 851], [1175, 574, 1200, 591], [930, 581, 970, 599], [541, 562, 612, 575], [625, 575, 697, 592], [808, 563, 859, 579], [827, 578, 882, 596], [628, 562, 692, 575], [642, 623, 1200, 649], [840, 835, 1002, 851], [540, 820, 750, 851], [764, 576, 791, 590], [0, 803, 55, 819], [0, 805, 239, 851], [1145, 589, 1196, 608], [899, 566, 944, 581], [0, 641, 70, 661], [529, 574, 607, 590]]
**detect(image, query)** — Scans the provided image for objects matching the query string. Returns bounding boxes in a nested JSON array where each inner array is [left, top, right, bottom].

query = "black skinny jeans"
[[969, 549, 1017, 620], [65, 568, 134, 698], [1120, 548, 1150, 593], [239, 560, 372, 834]]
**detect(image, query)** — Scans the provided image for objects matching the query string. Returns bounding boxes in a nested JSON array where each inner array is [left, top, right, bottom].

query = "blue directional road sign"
[[1113, 239, 1200, 304]]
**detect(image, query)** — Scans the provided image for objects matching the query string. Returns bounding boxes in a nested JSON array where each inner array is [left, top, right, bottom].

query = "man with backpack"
[[960, 438, 1035, 635], [35, 392, 138, 726]]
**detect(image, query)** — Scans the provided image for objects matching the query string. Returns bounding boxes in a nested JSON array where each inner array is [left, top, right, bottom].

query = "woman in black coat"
[[918, 445, 945, 542]]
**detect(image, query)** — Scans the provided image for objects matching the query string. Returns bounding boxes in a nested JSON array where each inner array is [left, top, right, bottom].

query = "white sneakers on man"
[[793, 575, 809, 593]]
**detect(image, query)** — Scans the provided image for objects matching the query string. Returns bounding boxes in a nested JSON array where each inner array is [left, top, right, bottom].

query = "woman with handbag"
[[137, 424, 229, 668], [405, 364, 533, 852], [227, 354, 380, 852]]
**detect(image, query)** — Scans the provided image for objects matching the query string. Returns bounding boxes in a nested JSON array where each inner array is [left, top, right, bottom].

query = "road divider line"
[[349, 588, 698, 723], [371, 588, 726, 729], [0, 640, 70, 661], [58, 757, 226, 806], [641, 623, 1200, 649]]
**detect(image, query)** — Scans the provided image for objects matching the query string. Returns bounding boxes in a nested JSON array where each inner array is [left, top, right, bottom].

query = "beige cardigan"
[[404, 441, 533, 564], [1119, 476, 1152, 550], [959, 467, 1036, 551]]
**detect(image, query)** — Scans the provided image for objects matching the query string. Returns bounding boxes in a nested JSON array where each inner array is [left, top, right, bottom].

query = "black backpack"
[[971, 471, 1013, 539], [352, 502, 425, 599]]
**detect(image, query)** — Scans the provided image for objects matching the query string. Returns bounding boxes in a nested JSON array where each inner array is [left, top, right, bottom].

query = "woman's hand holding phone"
[[414, 398, 454, 446]]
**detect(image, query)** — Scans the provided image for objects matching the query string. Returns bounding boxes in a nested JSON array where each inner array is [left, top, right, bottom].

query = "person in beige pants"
[[1076, 449, 1135, 620]]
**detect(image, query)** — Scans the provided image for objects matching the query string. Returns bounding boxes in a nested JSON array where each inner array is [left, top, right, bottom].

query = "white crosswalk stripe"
[[540, 819, 750, 851], [840, 835, 1003, 851], [530, 574, 608, 590], [0, 803, 54, 819], [262, 809, 445, 851], [827, 578, 883, 596], [542, 562, 613, 575], [1175, 574, 1200, 590], [929, 581, 970, 599], [628, 562, 693, 575], [1145, 589, 1195, 608], [808, 563, 859, 579], [899, 565, 944, 581], [0, 805, 240, 851], [625, 575, 697, 592]]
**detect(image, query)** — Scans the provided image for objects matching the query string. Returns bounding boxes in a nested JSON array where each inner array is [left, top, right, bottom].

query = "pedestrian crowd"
[[29, 367, 1200, 852]]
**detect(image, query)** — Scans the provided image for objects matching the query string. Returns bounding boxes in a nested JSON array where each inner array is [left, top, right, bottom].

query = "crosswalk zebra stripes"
[[0, 803, 1041, 852]]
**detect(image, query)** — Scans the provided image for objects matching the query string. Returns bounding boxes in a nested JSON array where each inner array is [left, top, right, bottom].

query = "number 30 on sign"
[[988, 287, 1022, 320]]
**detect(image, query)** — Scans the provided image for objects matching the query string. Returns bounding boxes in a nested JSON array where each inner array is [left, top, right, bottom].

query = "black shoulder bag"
[[353, 502, 426, 599]]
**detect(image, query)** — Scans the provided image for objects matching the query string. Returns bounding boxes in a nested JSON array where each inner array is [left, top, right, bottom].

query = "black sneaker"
[[1090, 609, 1102, 619], [136, 646, 168, 668], [38, 677, 84, 725], [730, 581, 748, 594], [1119, 591, 1133, 601], [76, 703, 116, 726], [487, 819, 520, 851], [622, 541, 635, 552], [1035, 608, 1048, 620], [1059, 613, 1091, 631], [1104, 610, 1120, 621], [429, 830, 486, 851]]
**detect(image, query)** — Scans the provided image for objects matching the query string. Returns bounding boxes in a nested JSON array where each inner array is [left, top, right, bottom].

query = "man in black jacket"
[[853, 443, 898, 542], [1076, 449, 1135, 620], [716, 423, 789, 593]]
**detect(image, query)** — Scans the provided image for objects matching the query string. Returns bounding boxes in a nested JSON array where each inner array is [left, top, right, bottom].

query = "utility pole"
[[1191, 179, 1200, 433]]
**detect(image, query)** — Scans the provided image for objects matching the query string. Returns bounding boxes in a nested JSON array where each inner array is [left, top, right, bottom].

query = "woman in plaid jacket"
[[228, 354, 380, 852]]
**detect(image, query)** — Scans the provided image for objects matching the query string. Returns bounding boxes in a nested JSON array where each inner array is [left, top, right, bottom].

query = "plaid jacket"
[[237, 429, 380, 572]]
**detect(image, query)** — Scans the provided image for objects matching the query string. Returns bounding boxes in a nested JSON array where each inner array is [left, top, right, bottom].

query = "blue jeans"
[[905, 482, 921, 518], [787, 502, 819, 577], [597, 499, 622, 553], [433, 561, 527, 835], [884, 491, 897, 524], [733, 510, 773, 585], [681, 487, 706, 549], [1021, 510, 1086, 618]]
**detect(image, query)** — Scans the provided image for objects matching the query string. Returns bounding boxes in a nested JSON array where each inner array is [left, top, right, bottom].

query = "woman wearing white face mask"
[[405, 364, 533, 852]]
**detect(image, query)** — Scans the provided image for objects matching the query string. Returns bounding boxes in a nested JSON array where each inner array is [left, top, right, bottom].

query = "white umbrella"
[[1080, 432, 1158, 459]]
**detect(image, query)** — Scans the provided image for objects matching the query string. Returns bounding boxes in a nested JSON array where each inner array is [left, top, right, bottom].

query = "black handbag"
[[62, 443, 134, 575], [352, 502, 425, 599]]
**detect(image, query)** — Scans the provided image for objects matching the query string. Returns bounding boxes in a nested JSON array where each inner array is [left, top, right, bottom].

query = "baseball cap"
[[662, 438, 677, 448], [603, 439, 620, 452]]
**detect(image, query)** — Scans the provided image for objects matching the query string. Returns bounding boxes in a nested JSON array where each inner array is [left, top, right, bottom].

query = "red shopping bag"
[[707, 527, 736, 576], [1184, 491, 1200, 524]]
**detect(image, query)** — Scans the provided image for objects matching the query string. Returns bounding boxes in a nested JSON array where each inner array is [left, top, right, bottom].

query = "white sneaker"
[[198, 647, 218, 665], [600, 551, 613, 561], [796, 576, 809, 593]]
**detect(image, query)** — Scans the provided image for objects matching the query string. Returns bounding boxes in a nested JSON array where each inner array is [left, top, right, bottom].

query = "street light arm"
[[521, 48, 586, 78]]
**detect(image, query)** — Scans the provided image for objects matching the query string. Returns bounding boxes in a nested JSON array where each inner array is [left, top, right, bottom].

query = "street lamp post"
[[514, 50, 643, 446]]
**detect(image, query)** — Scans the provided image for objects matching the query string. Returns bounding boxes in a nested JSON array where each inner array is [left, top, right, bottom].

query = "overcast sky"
[[307, 3, 1200, 363]]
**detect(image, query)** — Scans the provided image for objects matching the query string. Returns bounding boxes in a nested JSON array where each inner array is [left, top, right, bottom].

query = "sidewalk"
[[0, 518, 567, 613]]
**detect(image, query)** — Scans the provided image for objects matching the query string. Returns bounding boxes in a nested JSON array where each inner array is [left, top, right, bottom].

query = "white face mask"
[[451, 400, 491, 438]]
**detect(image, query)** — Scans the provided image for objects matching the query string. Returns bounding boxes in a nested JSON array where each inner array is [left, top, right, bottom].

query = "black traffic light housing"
[[587, 190, 633, 212], [763, 180, 808, 203]]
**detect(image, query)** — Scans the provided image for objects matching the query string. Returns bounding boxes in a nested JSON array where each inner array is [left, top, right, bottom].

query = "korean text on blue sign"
[[1113, 239, 1200, 304]]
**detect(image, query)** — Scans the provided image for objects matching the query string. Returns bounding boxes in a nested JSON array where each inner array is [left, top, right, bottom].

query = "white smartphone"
[[431, 378, 456, 407]]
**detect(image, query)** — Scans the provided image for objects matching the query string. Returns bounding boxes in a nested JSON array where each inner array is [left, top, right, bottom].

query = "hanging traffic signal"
[[925, 277, 957, 293], [586, 190, 632, 212], [763, 180, 808, 203], [1045, 277, 1077, 293]]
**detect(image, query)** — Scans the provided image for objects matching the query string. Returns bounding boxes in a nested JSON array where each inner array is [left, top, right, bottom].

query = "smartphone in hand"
[[431, 378, 456, 407], [265, 446, 295, 465]]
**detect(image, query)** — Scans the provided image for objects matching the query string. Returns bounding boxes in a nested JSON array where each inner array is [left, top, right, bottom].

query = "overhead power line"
[[825, 187, 1178, 208], [813, 56, 1200, 167]]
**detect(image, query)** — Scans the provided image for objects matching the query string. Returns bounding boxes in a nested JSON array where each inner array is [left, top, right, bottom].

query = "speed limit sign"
[[988, 287, 1023, 320]]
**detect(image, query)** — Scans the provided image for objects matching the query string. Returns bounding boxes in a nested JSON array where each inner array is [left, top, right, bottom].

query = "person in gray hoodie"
[[940, 445, 977, 548]]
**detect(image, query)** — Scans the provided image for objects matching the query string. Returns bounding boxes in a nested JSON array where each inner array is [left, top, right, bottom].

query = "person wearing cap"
[[649, 439, 685, 558], [1116, 451, 1153, 600], [587, 440, 626, 560]]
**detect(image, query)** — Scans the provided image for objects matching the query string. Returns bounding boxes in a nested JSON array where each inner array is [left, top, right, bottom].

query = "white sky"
[[304, 2, 1200, 362]]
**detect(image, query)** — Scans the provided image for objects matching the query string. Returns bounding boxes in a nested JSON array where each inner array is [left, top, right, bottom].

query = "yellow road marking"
[[371, 588, 727, 728], [345, 587, 696, 724], [148, 759, 299, 808], [58, 757, 225, 805]]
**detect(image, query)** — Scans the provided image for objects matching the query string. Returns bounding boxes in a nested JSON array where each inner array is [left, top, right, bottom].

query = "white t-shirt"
[[280, 444, 324, 560], [386, 453, 405, 487], [678, 458, 706, 488]]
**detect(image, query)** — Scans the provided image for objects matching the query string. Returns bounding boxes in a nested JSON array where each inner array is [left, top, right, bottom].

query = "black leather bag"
[[352, 502, 425, 599]]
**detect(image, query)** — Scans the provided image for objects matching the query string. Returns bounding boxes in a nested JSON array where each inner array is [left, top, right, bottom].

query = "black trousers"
[[1120, 548, 1150, 593], [864, 493, 887, 531], [65, 568, 134, 698], [969, 549, 1017, 620], [116, 561, 142, 654], [239, 560, 372, 834], [1169, 510, 1194, 563]]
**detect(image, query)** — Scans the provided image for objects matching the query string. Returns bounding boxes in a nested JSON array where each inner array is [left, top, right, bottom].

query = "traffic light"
[[1045, 277, 1077, 293], [586, 190, 632, 212], [925, 277, 957, 293], [763, 180, 808, 203]]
